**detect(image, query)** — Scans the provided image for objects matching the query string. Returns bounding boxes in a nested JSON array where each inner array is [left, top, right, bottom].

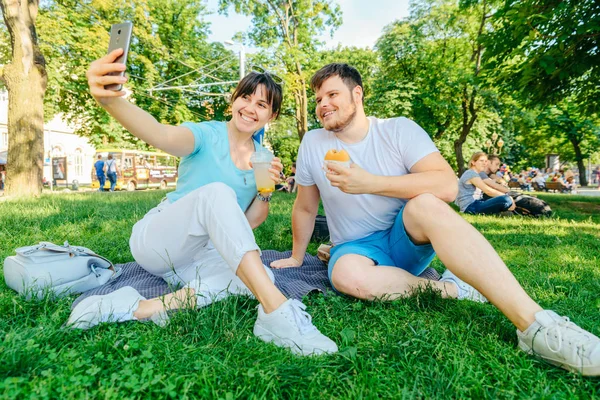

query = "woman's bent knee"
[[197, 182, 236, 199]]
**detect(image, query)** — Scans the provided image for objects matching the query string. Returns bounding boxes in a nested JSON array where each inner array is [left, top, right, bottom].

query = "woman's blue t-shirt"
[[166, 121, 261, 211]]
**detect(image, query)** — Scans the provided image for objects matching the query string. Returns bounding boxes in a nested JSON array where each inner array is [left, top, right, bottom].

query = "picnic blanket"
[[72, 250, 441, 308]]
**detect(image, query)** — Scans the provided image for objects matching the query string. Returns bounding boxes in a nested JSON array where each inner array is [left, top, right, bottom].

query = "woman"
[[68, 49, 337, 356], [455, 152, 515, 215]]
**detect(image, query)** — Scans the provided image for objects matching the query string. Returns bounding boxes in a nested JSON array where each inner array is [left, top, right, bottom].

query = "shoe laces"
[[543, 316, 594, 355], [289, 300, 318, 335]]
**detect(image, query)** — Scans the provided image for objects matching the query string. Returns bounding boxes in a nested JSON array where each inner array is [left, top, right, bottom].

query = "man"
[[94, 155, 106, 192], [480, 155, 509, 193], [272, 63, 599, 376]]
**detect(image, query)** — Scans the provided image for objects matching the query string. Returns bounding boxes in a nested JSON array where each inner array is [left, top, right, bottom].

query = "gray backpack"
[[4, 241, 120, 300]]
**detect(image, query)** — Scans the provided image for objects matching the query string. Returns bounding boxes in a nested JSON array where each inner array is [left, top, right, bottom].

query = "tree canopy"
[[1, 0, 598, 192]]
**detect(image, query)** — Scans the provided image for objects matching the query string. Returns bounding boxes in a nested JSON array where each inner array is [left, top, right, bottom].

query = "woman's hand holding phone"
[[86, 49, 128, 105]]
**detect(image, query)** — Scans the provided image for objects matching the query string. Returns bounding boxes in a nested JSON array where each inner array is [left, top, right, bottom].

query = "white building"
[[0, 91, 96, 185]]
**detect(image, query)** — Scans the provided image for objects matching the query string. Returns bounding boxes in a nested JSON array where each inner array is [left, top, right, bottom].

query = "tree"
[[540, 99, 599, 186], [218, 0, 342, 140], [485, 0, 600, 111], [38, 0, 237, 147], [373, 0, 500, 174], [0, 0, 46, 197]]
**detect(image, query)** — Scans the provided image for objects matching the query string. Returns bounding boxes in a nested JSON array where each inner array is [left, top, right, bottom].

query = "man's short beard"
[[325, 103, 357, 132]]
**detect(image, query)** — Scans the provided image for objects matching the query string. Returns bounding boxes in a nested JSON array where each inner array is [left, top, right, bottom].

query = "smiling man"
[[271, 63, 600, 376]]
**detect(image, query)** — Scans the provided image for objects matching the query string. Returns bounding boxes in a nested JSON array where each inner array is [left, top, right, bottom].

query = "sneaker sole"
[[519, 341, 600, 376], [253, 324, 331, 356]]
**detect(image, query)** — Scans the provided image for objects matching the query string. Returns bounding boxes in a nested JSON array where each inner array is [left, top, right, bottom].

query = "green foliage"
[[218, 0, 343, 138], [267, 116, 300, 174], [36, 0, 238, 147], [0, 192, 599, 397], [485, 0, 600, 111], [4, 0, 598, 180], [0, 22, 8, 90], [372, 0, 501, 171]]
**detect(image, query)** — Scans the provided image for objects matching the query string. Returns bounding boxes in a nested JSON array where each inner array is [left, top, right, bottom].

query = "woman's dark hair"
[[231, 72, 283, 118], [310, 63, 363, 100]]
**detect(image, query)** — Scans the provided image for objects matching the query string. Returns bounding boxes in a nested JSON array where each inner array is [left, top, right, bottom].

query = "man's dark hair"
[[231, 72, 283, 118], [488, 155, 500, 163], [97, 154, 102, 159], [310, 63, 363, 100]]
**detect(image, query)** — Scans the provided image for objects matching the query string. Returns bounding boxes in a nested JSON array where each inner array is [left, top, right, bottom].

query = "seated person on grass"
[[480, 155, 510, 194], [271, 63, 600, 376], [456, 152, 515, 215], [67, 49, 337, 357]]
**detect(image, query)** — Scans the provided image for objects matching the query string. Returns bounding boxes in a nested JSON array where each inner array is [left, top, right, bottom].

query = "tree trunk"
[[454, 1, 486, 176], [454, 86, 477, 176], [296, 80, 308, 141], [0, 0, 47, 197], [568, 135, 588, 186]]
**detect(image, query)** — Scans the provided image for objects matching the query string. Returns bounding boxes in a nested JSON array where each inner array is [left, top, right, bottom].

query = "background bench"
[[544, 181, 571, 193]]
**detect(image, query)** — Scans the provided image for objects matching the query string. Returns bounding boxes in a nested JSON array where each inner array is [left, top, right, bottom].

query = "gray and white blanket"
[[73, 250, 440, 308]]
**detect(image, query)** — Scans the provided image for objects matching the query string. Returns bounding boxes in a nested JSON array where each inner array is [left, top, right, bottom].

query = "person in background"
[[593, 166, 600, 185], [94, 154, 106, 192], [286, 162, 297, 193], [105, 154, 120, 192], [457, 152, 515, 215], [479, 155, 509, 195], [532, 171, 547, 191]]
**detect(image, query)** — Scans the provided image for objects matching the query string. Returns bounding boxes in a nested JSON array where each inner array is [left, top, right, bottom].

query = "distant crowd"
[[495, 165, 578, 193]]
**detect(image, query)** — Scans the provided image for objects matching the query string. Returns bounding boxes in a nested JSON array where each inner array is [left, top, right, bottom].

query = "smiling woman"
[[68, 49, 337, 357]]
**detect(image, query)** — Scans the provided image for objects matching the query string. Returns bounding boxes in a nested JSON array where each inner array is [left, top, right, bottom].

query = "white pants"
[[129, 182, 273, 298]]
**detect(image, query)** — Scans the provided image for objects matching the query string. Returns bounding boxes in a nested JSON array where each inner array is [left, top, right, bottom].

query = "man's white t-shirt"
[[295, 116, 439, 245]]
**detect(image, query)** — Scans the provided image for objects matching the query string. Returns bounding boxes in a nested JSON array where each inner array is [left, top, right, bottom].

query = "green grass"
[[1, 191, 599, 398]]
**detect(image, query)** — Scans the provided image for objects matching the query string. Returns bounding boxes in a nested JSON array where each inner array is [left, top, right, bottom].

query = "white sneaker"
[[440, 270, 488, 303], [517, 310, 600, 376], [67, 286, 145, 329], [254, 299, 338, 356]]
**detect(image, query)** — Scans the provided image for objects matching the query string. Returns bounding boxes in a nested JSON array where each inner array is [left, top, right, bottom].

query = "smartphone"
[[105, 22, 133, 91]]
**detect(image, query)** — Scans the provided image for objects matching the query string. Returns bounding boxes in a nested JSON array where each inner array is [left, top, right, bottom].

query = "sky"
[[204, 0, 411, 50]]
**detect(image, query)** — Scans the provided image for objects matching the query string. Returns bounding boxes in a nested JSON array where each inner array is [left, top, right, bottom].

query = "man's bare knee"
[[331, 255, 375, 300], [402, 193, 456, 244], [404, 193, 454, 229]]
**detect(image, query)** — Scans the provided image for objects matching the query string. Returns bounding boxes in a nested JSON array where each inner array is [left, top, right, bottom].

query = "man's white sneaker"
[[440, 269, 488, 303], [67, 286, 145, 329], [517, 310, 600, 376], [254, 299, 338, 356]]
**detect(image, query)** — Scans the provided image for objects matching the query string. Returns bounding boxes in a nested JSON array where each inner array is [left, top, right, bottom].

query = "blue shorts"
[[328, 207, 436, 290]]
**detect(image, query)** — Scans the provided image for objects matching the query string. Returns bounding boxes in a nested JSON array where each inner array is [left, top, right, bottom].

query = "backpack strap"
[[25, 241, 119, 278]]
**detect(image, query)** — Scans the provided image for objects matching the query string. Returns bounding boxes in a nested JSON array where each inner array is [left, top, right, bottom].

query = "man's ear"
[[353, 86, 363, 105], [269, 112, 278, 122]]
